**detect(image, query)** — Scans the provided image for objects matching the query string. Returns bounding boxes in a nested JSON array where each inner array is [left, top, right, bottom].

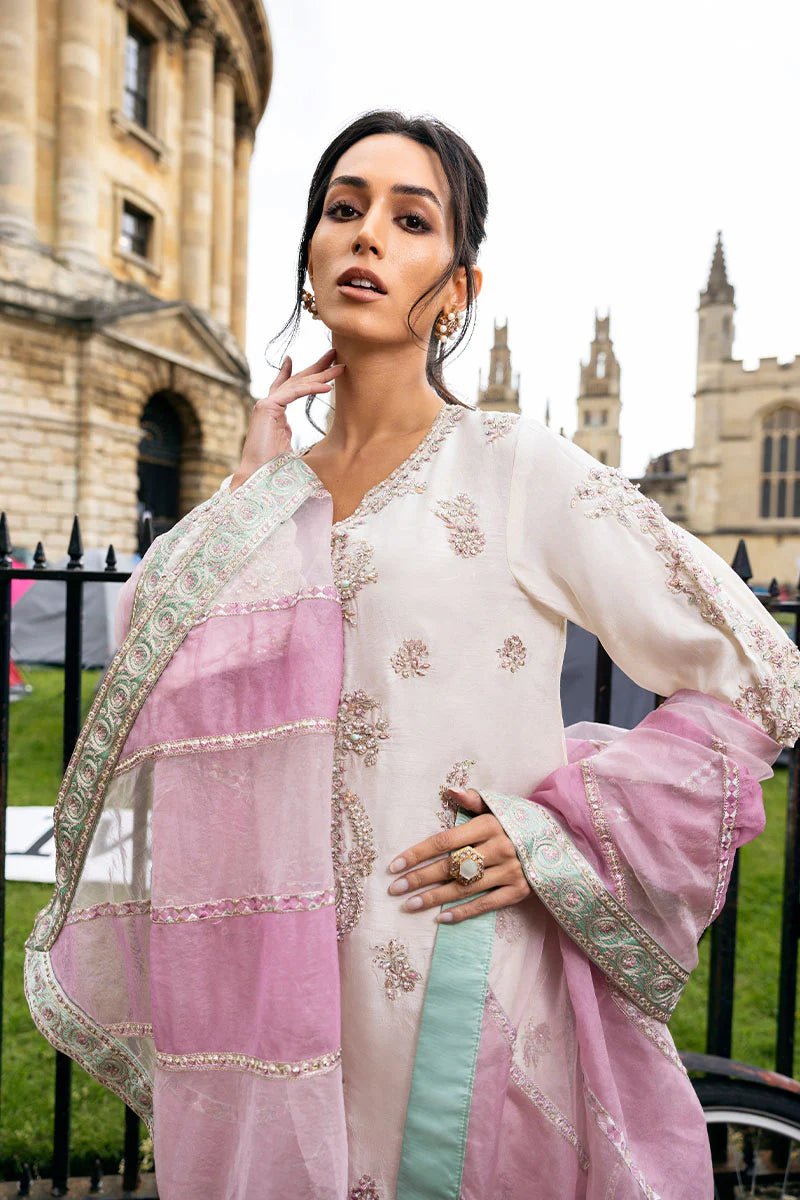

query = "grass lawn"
[[1, 666, 798, 1179]]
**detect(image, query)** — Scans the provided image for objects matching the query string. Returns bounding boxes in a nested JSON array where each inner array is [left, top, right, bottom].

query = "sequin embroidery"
[[350, 1177, 382, 1200], [371, 938, 423, 1000], [332, 690, 389, 938], [436, 759, 476, 829], [521, 1018, 553, 1070], [607, 986, 688, 1076], [585, 1084, 660, 1199], [390, 638, 431, 678], [331, 528, 378, 625], [482, 411, 519, 442], [433, 493, 486, 557], [571, 464, 800, 746], [495, 904, 525, 943], [579, 758, 627, 904], [497, 634, 527, 673]]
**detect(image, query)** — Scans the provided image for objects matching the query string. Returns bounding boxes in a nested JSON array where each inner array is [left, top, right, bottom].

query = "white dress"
[[218, 399, 794, 1198]]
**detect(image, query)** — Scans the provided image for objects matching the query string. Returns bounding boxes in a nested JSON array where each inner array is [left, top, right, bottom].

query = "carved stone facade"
[[477, 319, 521, 415], [0, 0, 270, 553]]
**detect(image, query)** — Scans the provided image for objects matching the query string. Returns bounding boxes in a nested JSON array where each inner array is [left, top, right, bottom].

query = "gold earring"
[[302, 288, 320, 320], [434, 305, 462, 342]]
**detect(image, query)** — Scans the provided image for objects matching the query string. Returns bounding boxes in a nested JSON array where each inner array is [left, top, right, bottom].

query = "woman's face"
[[307, 132, 465, 346]]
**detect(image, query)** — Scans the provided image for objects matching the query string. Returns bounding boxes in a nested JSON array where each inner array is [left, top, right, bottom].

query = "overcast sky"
[[245, 0, 800, 477]]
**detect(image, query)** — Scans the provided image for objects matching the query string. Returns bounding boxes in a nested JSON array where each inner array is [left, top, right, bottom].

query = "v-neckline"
[[295, 400, 461, 530]]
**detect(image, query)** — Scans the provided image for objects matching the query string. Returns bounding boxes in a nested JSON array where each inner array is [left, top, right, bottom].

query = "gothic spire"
[[700, 231, 735, 307]]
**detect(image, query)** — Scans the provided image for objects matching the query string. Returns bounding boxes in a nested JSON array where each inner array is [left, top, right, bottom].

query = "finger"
[[436, 885, 523, 924], [388, 836, 507, 895], [396, 869, 509, 914], [387, 813, 498, 874], [445, 786, 489, 813]]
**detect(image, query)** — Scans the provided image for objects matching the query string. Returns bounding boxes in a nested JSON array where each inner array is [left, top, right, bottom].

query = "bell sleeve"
[[478, 416, 800, 1021]]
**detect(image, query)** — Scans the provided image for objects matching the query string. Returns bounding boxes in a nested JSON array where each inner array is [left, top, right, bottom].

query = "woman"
[[25, 110, 800, 1199]]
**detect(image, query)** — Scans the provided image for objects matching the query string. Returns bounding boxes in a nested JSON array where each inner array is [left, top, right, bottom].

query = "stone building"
[[572, 312, 622, 468], [634, 233, 800, 585], [476, 319, 521, 414], [0, 0, 271, 554]]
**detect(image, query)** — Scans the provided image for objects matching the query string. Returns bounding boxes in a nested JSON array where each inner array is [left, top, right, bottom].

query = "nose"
[[350, 208, 384, 257]]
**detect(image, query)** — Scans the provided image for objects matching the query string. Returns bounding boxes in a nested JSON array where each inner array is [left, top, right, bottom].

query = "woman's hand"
[[386, 787, 532, 924], [230, 348, 345, 491]]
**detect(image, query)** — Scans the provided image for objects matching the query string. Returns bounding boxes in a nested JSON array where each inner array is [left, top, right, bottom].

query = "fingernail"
[[389, 878, 409, 894], [389, 857, 406, 873], [403, 896, 423, 911], [436, 912, 454, 923]]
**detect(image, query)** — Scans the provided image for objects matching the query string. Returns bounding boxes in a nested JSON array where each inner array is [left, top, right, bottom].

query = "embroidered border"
[[708, 753, 740, 926], [571, 465, 800, 746], [113, 717, 336, 776], [64, 889, 335, 926], [607, 986, 688, 1076], [105, 1021, 153, 1037], [25, 948, 154, 1133], [579, 759, 627, 905], [156, 1046, 341, 1080], [486, 987, 589, 1171], [480, 791, 689, 1022], [195, 583, 340, 624], [26, 453, 319, 953], [585, 1085, 661, 1199]]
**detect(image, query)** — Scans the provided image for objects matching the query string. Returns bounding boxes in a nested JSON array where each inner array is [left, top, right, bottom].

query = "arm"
[[478, 418, 800, 1018]]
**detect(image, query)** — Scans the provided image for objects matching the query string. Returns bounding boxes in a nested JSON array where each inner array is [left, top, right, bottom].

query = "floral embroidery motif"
[[390, 638, 431, 678], [571, 464, 800, 746], [433, 493, 486, 557], [579, 759, 627, 905], [607, 986, 688, 1076], [486, 988, 590, 1171], [521, 1018, 553, 1070], [585, 1084, 661, 1199], [482, 411, 518, 443], [331, 528, 378, 625], [350, 1177, 382, 1200], [480, 790, 689, 1021], [497, 634, 527, 673], [371, 938, 423, 1000], [332, 690, 389, 938], [495, 905, 525, 944], [436, 759, 476, 829]]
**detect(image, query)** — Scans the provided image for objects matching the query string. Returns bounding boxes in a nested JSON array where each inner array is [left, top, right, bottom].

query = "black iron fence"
[[0, 515, 798, 1192]]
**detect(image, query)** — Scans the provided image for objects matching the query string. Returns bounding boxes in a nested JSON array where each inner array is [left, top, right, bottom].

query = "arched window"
[[596, 352, 606, 379], [760, 407, 800, 518], [138, 392, 183, 552]]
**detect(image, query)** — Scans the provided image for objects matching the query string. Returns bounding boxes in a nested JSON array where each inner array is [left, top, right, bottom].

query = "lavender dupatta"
[[23, 447, 798, 1199]]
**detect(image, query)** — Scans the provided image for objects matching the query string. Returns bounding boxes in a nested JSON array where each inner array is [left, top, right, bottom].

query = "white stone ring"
[[448, 845, 486, 888]]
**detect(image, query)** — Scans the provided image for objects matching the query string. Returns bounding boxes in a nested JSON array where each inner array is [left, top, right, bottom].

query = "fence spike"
[[769, 577, 780, 598], [105, 543, 118, 572], [33, 540, 47, 569], [18, 1162, 31, 1195], [0, 512, 11, 566], [143, 514, 154, 550], [67, 514, 83, 569], [730, 537, 752, 583]]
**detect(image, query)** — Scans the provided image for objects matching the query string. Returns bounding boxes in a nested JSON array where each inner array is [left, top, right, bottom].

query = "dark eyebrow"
[[326, 174, 443, 214]]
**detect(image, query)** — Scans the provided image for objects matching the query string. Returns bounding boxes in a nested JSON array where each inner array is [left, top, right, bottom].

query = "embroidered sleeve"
[[506, 417, 800, 747]]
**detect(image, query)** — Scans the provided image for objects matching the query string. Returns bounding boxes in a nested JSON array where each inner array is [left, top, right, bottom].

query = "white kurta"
[[221, 399, 793, 1198]]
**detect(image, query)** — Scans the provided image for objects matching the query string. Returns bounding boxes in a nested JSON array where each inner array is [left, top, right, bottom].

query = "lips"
[[335, 267, 387, 294]]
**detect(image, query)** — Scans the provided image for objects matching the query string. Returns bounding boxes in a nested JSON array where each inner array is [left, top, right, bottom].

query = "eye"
[[324, 199, 432, 233]]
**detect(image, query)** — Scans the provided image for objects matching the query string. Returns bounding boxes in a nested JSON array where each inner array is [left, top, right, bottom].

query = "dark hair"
[[266, 109, 489, 436]]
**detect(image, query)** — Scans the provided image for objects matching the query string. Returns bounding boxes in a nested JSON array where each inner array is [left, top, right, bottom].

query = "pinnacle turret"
[[700, 231, 735, 307]]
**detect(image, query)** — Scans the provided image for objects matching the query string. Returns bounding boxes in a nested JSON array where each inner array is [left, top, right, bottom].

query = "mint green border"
[[397, 808, 497, 1200]]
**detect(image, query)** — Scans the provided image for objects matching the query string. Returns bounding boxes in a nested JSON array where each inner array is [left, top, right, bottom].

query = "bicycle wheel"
[[694, 1077, 800, 1198]]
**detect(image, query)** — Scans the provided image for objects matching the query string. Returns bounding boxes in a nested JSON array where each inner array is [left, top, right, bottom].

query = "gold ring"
[[449, 845, 485, 888]]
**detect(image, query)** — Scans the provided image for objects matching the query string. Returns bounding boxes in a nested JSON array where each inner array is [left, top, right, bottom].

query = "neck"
[[321, 334, 445, 454]]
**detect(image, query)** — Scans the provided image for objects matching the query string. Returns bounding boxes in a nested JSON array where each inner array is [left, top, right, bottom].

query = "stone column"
[[55, 0, 100, 264], [231, 107, 255, 349], [0, 0, 37, 242], [211, 43, 237, 326], [180, 11, 216, 310]]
